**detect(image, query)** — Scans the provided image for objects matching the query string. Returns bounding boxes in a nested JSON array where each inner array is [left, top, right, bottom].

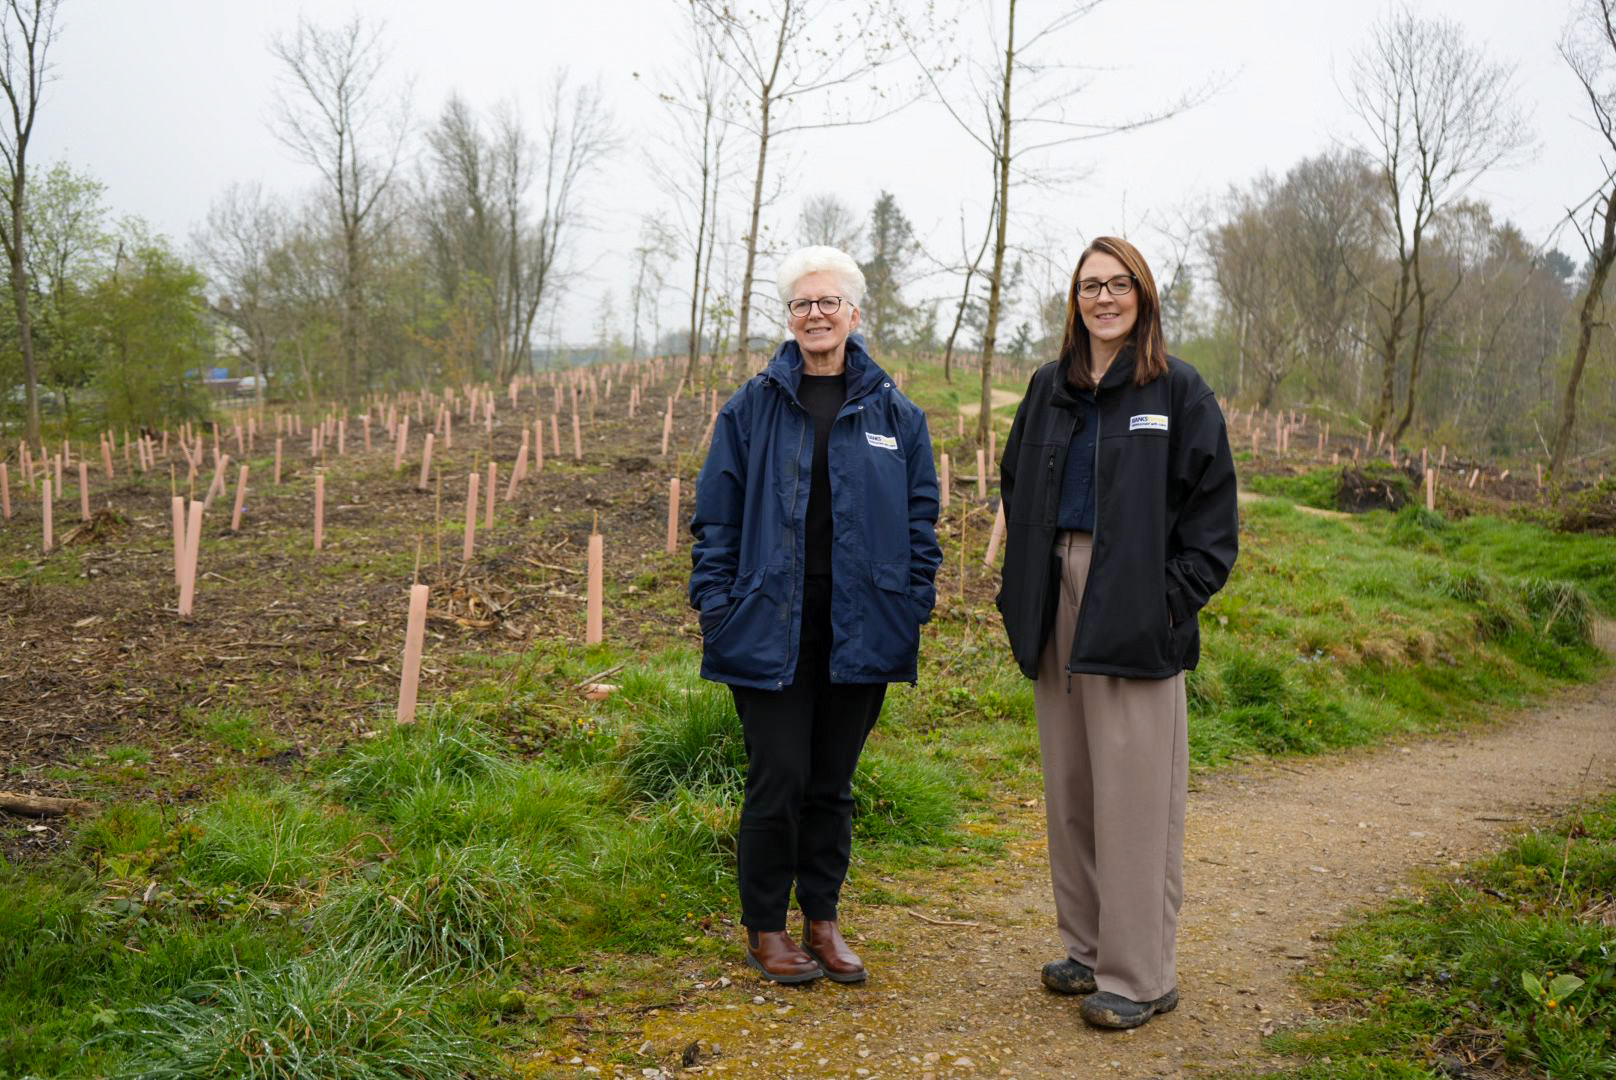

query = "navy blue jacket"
[[689, 336, 942, 689]]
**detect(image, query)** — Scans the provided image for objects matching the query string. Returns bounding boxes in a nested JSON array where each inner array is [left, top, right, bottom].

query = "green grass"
[[1260, 793, 1616, 1079], [0, 486, 1609, 1076], [101, 949, 494, 1079], [1177, 499, 1608, 768]]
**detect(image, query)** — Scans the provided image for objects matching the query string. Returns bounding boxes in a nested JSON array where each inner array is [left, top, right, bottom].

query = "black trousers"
[[729, 577, 886, 931]]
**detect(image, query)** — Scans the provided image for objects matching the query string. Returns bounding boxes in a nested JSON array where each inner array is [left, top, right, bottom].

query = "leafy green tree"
[[91, 241, 212, 427], [28, 161, 111, 424]]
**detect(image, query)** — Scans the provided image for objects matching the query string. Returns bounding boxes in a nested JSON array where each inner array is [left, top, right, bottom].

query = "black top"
[[1056, 388, 1099, 531], [798, 372, 846, 578]]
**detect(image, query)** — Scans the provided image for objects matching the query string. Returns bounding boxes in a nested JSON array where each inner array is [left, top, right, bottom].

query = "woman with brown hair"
[[996, 236, 1238, 1029]]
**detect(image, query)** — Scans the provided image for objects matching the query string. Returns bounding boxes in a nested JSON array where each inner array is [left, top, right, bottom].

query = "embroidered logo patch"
[[865, 431, 899, 451], [1129, 414, 1169, 432]]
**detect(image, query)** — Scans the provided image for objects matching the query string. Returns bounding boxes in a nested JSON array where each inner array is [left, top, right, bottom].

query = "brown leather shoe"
[[745, 929, 823, 984], [803, 919, 867, 983]]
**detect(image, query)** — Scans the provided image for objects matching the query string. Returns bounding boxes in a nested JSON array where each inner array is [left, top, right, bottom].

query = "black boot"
[[1079, 987, 1179, 1029]]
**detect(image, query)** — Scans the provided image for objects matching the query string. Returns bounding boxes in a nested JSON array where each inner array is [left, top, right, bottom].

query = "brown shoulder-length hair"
[[1057, 235, 1169, 391]]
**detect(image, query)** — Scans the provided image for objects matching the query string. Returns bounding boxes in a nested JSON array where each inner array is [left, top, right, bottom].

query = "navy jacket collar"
[[765, 333, 885, 406]]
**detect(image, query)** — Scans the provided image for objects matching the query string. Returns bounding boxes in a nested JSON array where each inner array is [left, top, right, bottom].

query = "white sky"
[[34, 0, 1602, 346]]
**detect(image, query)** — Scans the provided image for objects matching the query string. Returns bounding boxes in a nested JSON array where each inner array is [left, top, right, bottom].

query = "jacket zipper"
[[1067, 404, 1100, 676], [784, 395, 807, 690], [1046, 413, 1078, 524]]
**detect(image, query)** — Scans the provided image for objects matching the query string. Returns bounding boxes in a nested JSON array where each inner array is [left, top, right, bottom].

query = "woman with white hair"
[[690, 245, 941, 984]]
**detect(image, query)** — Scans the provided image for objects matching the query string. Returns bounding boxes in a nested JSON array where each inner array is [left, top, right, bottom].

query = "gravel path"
[[629, 622, 1616, 1079]]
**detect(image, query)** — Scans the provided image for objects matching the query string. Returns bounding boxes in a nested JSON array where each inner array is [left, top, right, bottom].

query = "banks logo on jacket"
[[865, 431, 899, 451], [1129, 414, 1169, 432]]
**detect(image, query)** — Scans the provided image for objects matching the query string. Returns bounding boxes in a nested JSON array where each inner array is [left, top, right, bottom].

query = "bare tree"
[[269, 15, 408, 398], [196, 182, 287, 403], [650, 9, 735, 381], [899, 0, 1212, 444], [941, 198, 996, 384], [691, 0, 911, 370], [522, 75, 615, 379], [629, 216, 678, 359], [1553, 0, 1616, 484], [0, 0, 59, 444], [798, 192, 862, 251], [1207, 178, 1302, 408], [1346, 5, 1531, 444]]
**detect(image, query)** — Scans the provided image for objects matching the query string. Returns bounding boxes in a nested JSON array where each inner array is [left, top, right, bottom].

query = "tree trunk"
[[978, 0, 1016, 448], [734, 3, 790, 374], [1551, 190, 1616, 485], [10, 169, 39, 445]]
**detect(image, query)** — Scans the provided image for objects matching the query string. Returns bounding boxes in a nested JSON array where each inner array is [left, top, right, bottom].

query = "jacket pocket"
[[860, 560, 920, 675], [701, 567, 777, 678]]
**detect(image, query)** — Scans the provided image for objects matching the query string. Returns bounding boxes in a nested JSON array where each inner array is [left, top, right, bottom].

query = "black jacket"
[[995, 349, 1238, 679]]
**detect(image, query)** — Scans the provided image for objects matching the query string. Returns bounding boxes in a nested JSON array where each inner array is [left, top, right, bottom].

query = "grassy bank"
[[1258, 793, 1616, 1079], [1, 490, 1610, 1076]]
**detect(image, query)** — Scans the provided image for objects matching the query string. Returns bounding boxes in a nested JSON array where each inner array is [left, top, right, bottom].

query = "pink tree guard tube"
[[397, 583, 430, 724], [666, 477, 680, 555], [78, 462, 90, 521], [484, 461, 495, 529], [314, 472, 326, 550], [171, 495, 185, 587], [41, 476, 52, 552], [463, 471, 478, 562], [178, 500, 204, 617], [231, 464, 250, 532], [586, 529, 604, 644], [983, 500, 1006, 566], [417, 433, 435, 491]]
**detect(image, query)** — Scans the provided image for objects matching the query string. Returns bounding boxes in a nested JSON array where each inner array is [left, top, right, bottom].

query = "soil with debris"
[[0, 381, 737, 861], [614, 622, 1616, 1079]]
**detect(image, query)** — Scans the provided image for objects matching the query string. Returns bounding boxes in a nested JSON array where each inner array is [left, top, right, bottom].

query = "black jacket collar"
[[1052, 345, 1136, 409]]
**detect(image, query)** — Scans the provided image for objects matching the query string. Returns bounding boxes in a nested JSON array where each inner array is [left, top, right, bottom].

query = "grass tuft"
[[330, 707, 513, 810], [617, 678, 746, 800], [315, 842, 534, 972], [182, 787, 376, 890], [100, 949, 493, 1079], [854, 746, 959, 845]]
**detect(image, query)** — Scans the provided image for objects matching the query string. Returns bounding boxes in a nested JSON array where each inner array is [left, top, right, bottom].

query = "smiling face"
[[1075, 251, 1139, 360], [788, 270, 861, 370]]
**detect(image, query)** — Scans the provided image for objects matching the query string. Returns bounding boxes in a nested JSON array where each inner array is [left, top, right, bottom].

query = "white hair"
[[775, 245, 866, 308]]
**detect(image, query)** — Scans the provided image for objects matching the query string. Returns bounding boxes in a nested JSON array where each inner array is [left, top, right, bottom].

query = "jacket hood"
[[764, 332, 885, 405]]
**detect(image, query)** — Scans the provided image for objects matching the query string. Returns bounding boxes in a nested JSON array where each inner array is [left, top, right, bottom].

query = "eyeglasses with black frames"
[[1076, 275, 1137, 300], [787, 296, 846, 318]]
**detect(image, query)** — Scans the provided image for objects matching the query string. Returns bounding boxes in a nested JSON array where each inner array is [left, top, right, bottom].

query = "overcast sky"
[[33, 0, 1602, 345]]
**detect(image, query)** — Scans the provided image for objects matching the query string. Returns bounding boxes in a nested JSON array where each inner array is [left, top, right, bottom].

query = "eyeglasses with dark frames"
[[1076, 275, 1137, 300], [787, 296, 846, 318]]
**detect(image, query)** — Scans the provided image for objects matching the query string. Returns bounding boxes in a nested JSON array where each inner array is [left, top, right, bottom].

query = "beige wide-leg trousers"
[[1034, 530, 1188, 1003]]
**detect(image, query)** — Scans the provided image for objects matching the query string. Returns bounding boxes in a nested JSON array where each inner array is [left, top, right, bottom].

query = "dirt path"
[[627, 622, 1616, 1079], [955, 389, 1024, 417]]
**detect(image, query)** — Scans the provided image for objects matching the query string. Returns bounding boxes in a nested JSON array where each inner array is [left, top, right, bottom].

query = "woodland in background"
[[0, 0, 1613, 480]]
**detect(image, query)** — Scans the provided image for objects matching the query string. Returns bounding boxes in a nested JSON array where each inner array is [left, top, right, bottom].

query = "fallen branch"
[[523, 557, 581, 575], [905, 908, 980, 928], [569, 662, 626, 691], [0, 790, 91, 817]]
